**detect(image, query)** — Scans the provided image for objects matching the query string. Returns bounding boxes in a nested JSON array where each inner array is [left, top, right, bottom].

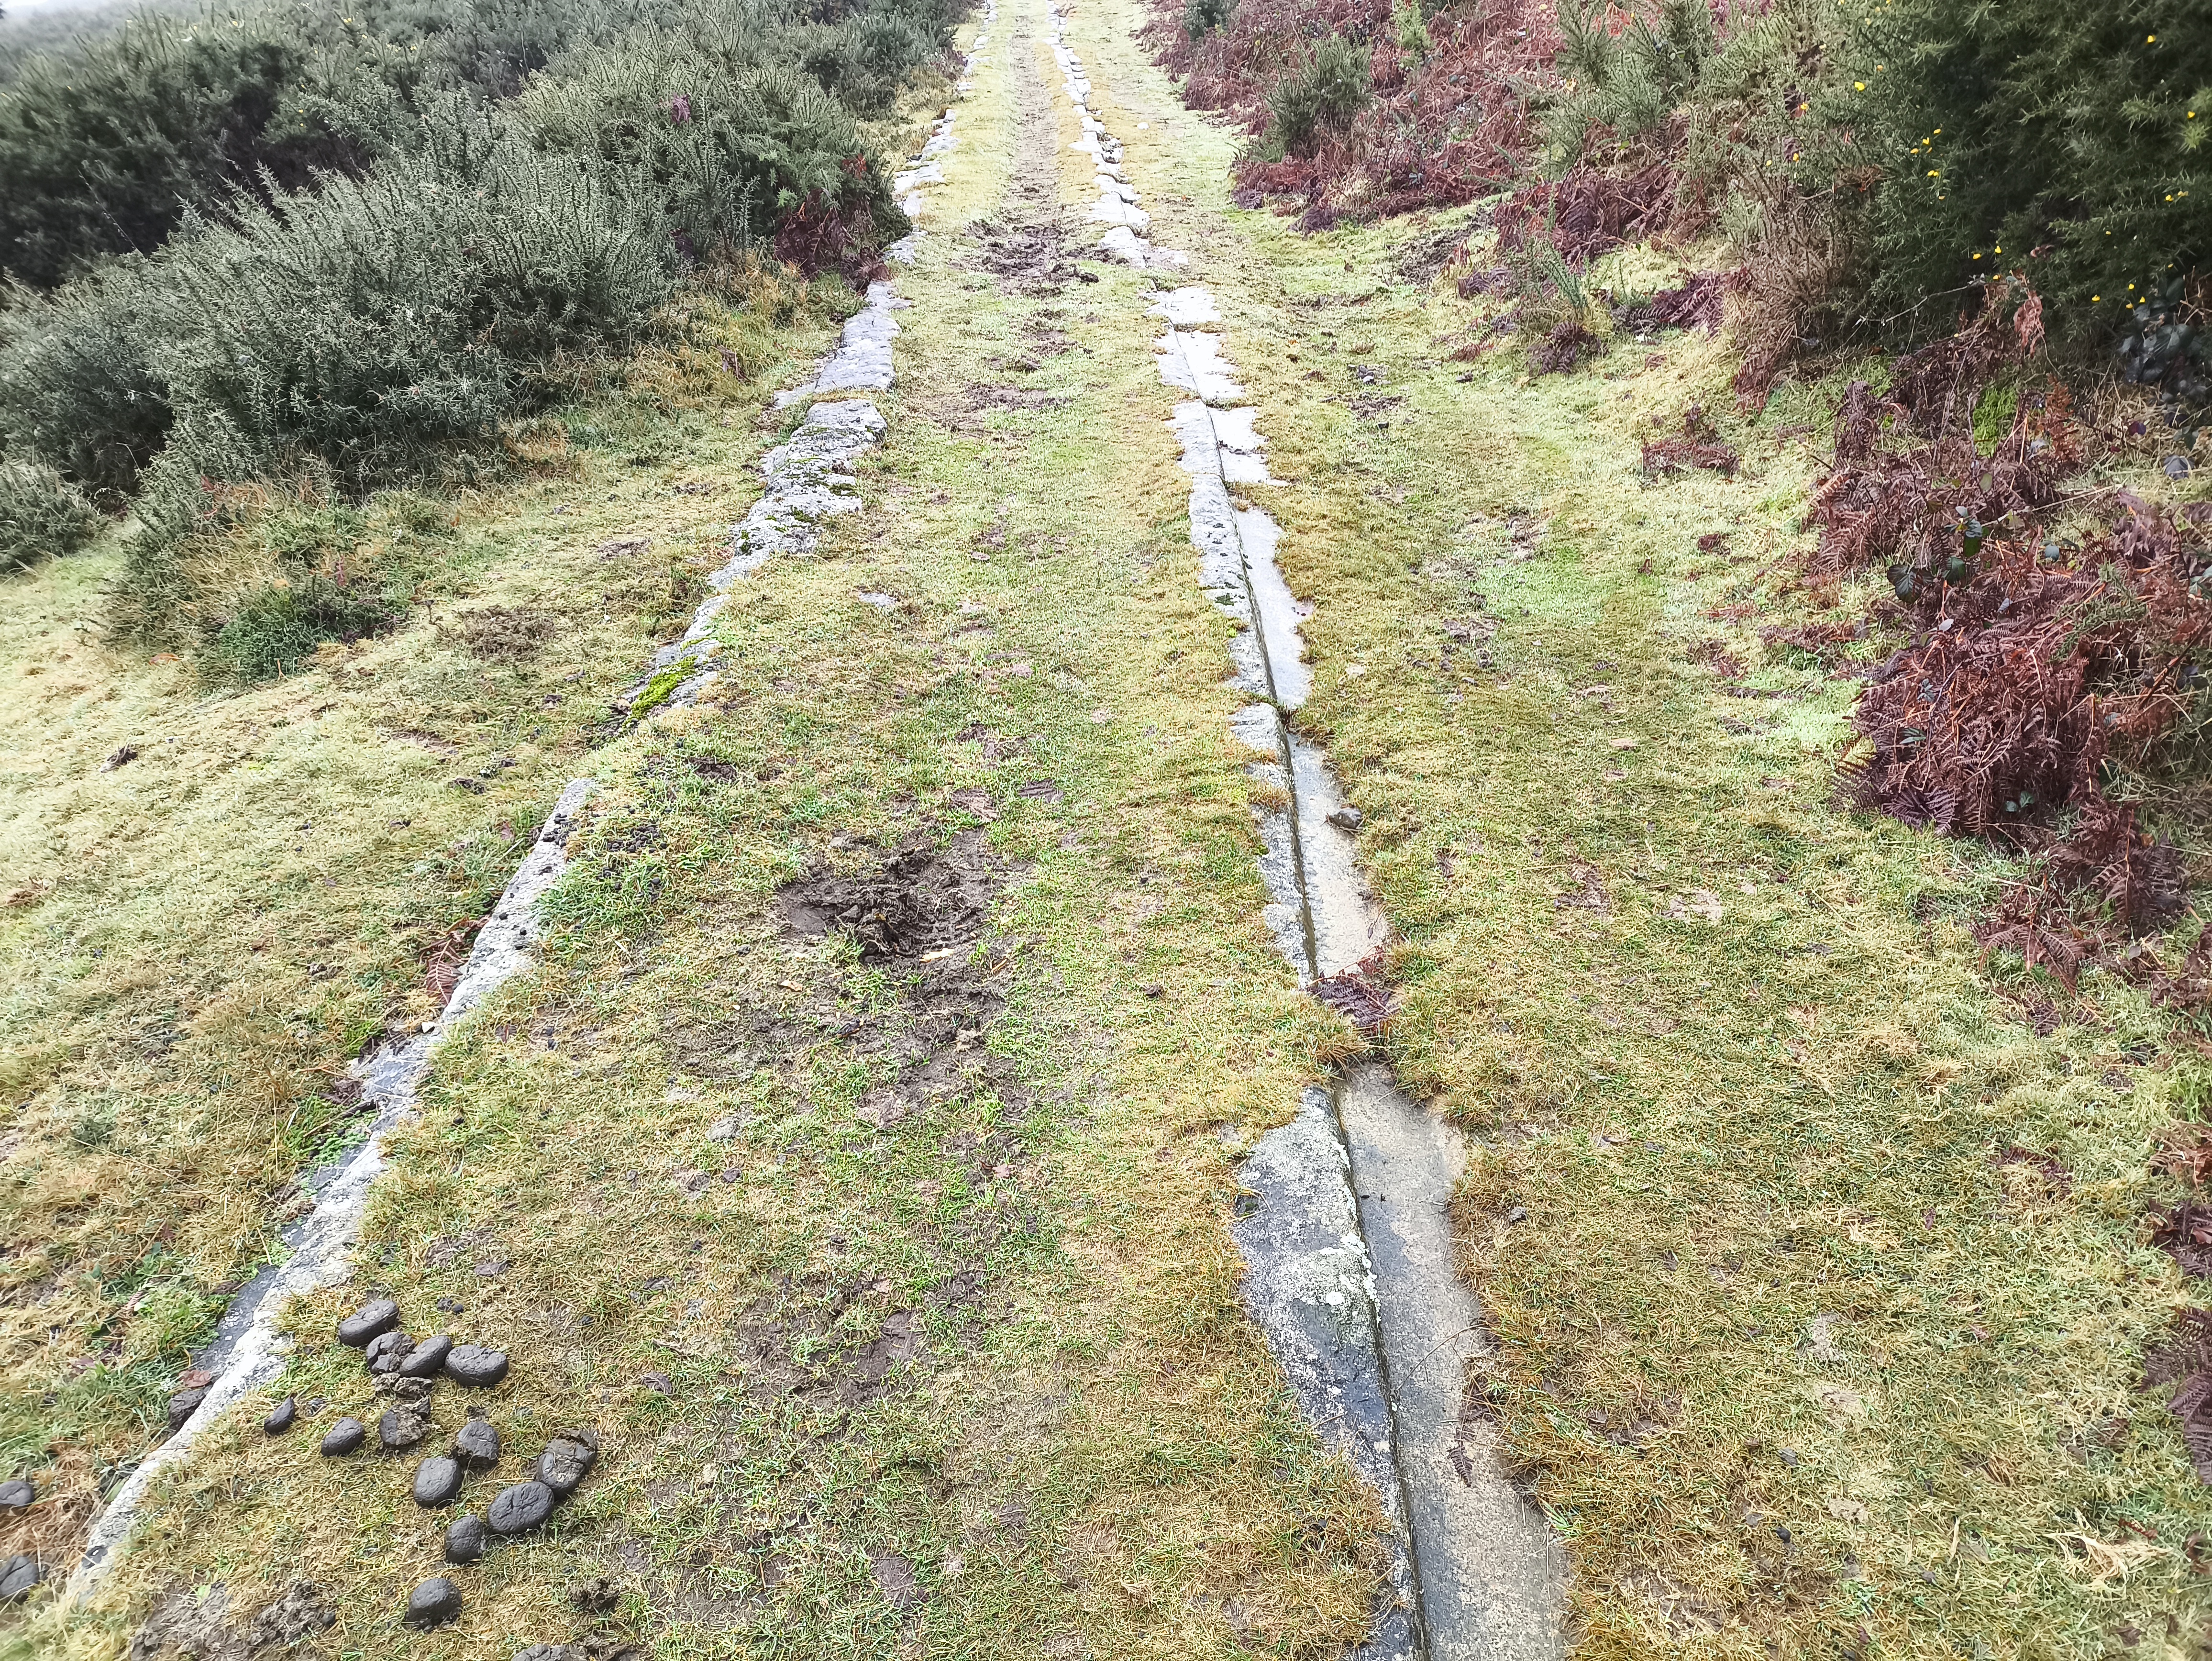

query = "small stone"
[[166, 1387, 209, 1431], [399, 1334, 453, 1379], [365, 1329, 415, 1373], [404, 1576, 462, 1629], [706, 1116, 741, 1141], [445, 1514, 487, 1563], [336, 1298, 400, 1346], [1327, 806, 1363, 830], [487, 1480, 554, 1535], [512, 1648, 583, 1661], [0, 1479, 33, 1509], [264, 1396, 297, 1435], [378, 1405, 430, 1451], [636, 1372, 673, 1397], [454, 1417, 501, 1471], [445, 1344, 510, 1387], [0, 1554, 40, 1602], [535, 1432, 598, 1499], [320, 1417, 366, 1456], [414, 1455, 464, 1507], [2166, 454, 2194, 480]]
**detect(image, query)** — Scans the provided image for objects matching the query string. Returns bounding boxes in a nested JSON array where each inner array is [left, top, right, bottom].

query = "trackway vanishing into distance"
[[9, 0, 2207, 1656]]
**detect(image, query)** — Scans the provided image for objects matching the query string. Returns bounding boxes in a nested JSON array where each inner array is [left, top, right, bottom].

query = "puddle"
[[1041, 2, 1568, 1650]]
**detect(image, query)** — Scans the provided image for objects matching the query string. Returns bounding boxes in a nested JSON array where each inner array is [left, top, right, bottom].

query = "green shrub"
[[1183, 0, 1232, 43], [0, 256, 173, 495], [1840, 0, 2210, 337], [209, 570, 392, 678], [1545, 0, 1715, 154], [0, 458, 100, 573], [0, 9, 391, 288], [516, 40, 902, 261], [1264, 33, 1371, 160], [143, 141, 674, 506]]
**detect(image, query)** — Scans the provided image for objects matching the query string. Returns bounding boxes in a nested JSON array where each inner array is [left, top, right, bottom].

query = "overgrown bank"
[[0, 0, 964, 660], [1106, 0, 2212, 1650]]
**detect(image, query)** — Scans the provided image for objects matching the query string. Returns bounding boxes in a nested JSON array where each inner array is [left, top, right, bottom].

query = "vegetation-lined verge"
[[1062, 0, 2212, 1649], [0, 0, 963, 658], [0, 253, 860, 1593]]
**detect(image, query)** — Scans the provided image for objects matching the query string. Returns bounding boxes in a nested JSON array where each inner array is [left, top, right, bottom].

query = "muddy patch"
[[778, 830, 997, 962], [127, 1580, 334, 1660], [968, 217, 1081, 295], [455, 605, 558, 664]]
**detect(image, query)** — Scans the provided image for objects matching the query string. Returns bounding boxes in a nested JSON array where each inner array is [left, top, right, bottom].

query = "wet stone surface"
[[320, 1418, 365, 1457], [414, 1454, 464, 1507], [488, 1480, 554, 1535], [446, 1343, 510, 1386], [0, 1479, 31, 1508], [445, 1514, 487, 1563], [264, 1396, 297, 1435], [337, 1299, 399, 1346], [405, 1576, 463, 1628], [0, 1554, 40, 1600]]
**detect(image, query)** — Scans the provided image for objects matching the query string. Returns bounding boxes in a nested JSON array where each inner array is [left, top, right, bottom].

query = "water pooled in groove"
[[1041, 5, 1566, 1654]]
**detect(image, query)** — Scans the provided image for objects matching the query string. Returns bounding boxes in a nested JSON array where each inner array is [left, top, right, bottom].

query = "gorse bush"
[[1182, 0, 1231, 44], [0, 257, 174, 496], [1839, 0, 2211, 338], [0, 0, 960, 289], [515, 37, 900, 263], [1263, 33, 1370, 160], [0, 459, 99, 574], [145, 140, 675, 498], [0, 0, 960, 651]]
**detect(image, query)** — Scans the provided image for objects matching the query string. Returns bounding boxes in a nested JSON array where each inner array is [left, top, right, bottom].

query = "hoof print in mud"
[[336, 1299, 400, 1347], [413, 1454, 464, 1507], [778, 830, 996, 962], [535, 1429, 599, 1498], [488, 1479, 555, 1535], [445, 1513, 487, 1563], [404, 1576, 462, 1629], [446, 1343, 510, 1386], [319, 1418, 366, 1457]]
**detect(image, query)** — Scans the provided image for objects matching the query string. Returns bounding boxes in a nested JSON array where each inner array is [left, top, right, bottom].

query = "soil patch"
[[777, 830, 998, 962]]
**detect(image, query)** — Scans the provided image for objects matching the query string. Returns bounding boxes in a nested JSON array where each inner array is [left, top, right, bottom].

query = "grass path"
[[7, 0, 2212, 1656]]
